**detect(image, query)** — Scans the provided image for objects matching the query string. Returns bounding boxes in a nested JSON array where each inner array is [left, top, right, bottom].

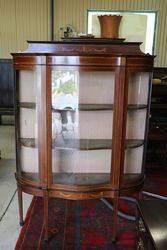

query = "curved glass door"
[[124, 71, 151, 174], [16, 69, 39, 181], [52, 69, 115, 185]]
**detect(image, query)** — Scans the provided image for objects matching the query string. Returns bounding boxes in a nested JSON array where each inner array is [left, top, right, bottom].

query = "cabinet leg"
[[44, 190, 49, 241], [112, 192, 119, 242], [135, 191, 142, 219], [17, 185, 24, 226], [138, 191, 142, 200]]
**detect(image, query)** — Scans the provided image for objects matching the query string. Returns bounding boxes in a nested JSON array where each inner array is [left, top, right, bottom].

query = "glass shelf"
[[21, 172, 143, 185], [20, 138, 144, 150], [19, 102, 36, 109], [19, 102, 147, 111], [53, 104, 114, 111], [128, 104, 147, 110]]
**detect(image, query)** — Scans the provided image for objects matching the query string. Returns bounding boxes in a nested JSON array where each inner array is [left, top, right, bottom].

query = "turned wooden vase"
[[98, 15, 122, 38]]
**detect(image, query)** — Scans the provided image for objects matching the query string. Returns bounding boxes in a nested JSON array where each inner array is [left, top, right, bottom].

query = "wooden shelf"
[[19, 102, 36, 109], [19, 102, 147, 111], [19, 138, 144, 150], [53, 104, 113, 111]]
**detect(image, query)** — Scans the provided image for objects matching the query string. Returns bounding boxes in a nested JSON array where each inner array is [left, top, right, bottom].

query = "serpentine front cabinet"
[[12, 40, 154, 241]]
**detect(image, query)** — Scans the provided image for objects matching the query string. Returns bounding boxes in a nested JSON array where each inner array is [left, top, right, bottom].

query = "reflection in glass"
[[52, 71, 78, 141], [52, 70, 115, 185], [52, 71, 78, 109], [124, 146, 144, 173], [19, 70, 39, 180], [125, 72, 150, 174], [128, 72, 149, 105]]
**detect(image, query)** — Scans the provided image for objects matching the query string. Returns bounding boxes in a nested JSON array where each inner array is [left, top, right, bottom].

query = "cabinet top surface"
[[138, 200, 167, 250], [11, 40, 155, 58]]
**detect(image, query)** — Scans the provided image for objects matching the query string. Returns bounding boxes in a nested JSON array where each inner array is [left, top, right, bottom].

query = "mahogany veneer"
[[12, 40, 154, 242]]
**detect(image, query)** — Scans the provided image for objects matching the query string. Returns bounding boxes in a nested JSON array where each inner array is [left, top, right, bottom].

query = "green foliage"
[[52, 71, 77, 95], [55, 81, 76, 95]]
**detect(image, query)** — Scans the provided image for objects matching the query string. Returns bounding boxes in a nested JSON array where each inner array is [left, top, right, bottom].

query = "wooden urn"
[[98, 15, 122, 38]]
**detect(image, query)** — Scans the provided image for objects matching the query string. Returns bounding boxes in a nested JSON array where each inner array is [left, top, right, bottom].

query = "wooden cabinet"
[[12, 40, 154, 241], [147, 68, 167, 167], [0, 59, 14, 125], [138, 200, 167, 250]]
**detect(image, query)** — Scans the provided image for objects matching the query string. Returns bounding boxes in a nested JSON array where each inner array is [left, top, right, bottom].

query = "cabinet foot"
[[111, 192, 119, 242], [17, 185, 24, 227], [19, 220, 24, 227], [43, 190, 49, 241]]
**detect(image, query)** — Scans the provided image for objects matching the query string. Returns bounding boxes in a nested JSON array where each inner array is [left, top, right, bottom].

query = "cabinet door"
[[15, 69, 40, 182], [51, 68, 116, 185], [124, 70, 151, 174]]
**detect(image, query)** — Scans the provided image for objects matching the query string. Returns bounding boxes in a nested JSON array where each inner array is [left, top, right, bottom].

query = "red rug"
[[15, 169, 167, 250]]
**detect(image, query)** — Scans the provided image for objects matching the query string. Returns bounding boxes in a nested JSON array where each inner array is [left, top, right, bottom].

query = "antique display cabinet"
[[12, 40, 154, 241]]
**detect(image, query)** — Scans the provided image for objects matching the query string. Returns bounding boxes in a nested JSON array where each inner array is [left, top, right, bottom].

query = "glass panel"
[[52, 70, 115, 185], [128, 72, 149, 105], [125, 72, 150, 174], [18, 70, 39, 181]]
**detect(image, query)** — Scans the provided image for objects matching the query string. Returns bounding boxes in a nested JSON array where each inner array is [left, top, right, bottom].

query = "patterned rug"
[[15, 168, 167, 250], [15, 198, 137, 250]]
